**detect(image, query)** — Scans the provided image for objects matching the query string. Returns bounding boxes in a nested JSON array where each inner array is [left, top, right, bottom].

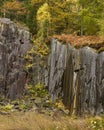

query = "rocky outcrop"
[[0, 18, 104, 116], [48, 39, 104, 115], [0, 18, 31, 100]]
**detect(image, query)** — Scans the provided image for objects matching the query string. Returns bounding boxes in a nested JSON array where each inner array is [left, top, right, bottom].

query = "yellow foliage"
[[31, 0, 44, 5], [32, 39, 49, 57], [25, 63, 34, 69], [2, 1, 28, 15], [3, 1, 22, 10], [4, 103, 14, 111], [36, 3, 51, 40], [37, 3, 51, 23], [24, 54, 33, 61], [24, 38, 49, 70], [56, 100, 65, 109]]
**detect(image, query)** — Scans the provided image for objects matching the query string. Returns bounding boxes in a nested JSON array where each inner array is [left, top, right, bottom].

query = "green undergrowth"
[[26, 82, 48, 98], [2, 83, 104, 130], [24, 38, 49, 71], [0, 82, 67, 115], [98, 47, 104, 53], [88, 116, 104, 130]]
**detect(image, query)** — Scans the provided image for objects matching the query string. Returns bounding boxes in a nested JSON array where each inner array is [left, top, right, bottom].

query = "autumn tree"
[[36, 3, 51, 42], [1, 0, 28, 21], [0, 0, 104, 36]]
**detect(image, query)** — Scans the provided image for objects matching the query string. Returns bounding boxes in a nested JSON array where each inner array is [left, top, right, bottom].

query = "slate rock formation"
[[48, 39, 104, 115], [0, 18, 31, 100], [0, 18, 104, 116]]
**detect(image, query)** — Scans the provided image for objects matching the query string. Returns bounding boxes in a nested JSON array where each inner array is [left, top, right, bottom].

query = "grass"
[[0, 111, 90, 130]]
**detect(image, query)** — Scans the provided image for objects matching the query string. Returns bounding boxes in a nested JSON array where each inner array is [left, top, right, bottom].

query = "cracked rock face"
[[48, 39, 67, 101], [0, 18, 31, 100], [48, 39, 104, 115], [0, 18, 104, 116]]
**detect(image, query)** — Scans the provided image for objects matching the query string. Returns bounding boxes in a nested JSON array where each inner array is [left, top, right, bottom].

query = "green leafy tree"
[[78, 0, 104, 35]]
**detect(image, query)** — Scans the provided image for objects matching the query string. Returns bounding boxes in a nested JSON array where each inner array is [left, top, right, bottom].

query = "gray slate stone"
[[0, 18, 31, 100], [48, 39, 104, 115]]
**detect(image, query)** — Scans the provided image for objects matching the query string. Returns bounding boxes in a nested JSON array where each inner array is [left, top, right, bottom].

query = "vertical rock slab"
[[63, 44, 75, 113], [96, 52, 104, 114], [76, 47, 97, 115], [0, 18, 31, 100], [63, 46, 97, 115], [0, 42, 7, 97], [48, 39, 67, 100]]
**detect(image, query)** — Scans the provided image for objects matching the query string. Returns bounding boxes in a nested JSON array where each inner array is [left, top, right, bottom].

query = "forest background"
[[0, 0, 104, 37]]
